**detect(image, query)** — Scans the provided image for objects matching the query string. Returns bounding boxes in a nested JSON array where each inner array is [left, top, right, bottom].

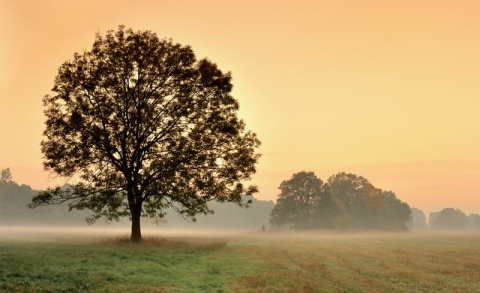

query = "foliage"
[[270, 171, 412, 231], [327, 172, 383, 229], [377, 190, 412, 230], [1, 170, 272, 229], [430, 208, 468, 230], [467, 213, 480, 230], [269, 171, 332, 230], [30, 26, 260, 241], [0, 179, 36, 224], [409, 207, 429, 230], [0, 175, 89, 226], [1, 168, 12, 183]]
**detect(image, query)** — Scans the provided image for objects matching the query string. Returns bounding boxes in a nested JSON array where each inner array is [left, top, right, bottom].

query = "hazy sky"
[[1, 0, 479, 215]]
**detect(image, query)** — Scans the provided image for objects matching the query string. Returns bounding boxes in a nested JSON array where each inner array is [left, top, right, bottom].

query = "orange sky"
[[1, 0, 479, 216]]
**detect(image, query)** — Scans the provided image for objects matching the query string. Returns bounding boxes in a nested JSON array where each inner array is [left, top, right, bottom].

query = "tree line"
[[2, 167, 479, 232], [269, 171, 412, 231], [0, 168, 89, 226], [269, 171, 480, 232], [0, 168, 273, 230], [411, 207, 480, 231]]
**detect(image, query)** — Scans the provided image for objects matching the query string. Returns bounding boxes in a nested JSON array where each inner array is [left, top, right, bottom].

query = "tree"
[[269, 171, 330, 230], [29, 26, 261, 242], [430, 208, 467, 231], [270, 171, 412, 231], [327, 172, 384, 229], [378, 190, 411, 231], [325, 172, 411, 230], [1, 168, 12, 183], [409, 207, 428, 230], [0, 168, 13, 210], [0, 179, 37, 225], [467, 214, 480, 230]]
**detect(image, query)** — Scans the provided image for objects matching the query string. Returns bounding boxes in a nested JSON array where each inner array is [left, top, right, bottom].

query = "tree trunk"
[[130, 204, 142, 243]]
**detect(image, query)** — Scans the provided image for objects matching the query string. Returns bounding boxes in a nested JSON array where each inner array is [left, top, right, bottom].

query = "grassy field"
[[1, 228, 480, 292]]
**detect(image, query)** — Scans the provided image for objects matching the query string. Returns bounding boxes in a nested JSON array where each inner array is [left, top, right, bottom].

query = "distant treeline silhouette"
[[0, 168, 273, 230], [269, 171, 480, 232], [1, 168, 479, 231], [269, 171, 412, 231], [406, 207, 480, 231]]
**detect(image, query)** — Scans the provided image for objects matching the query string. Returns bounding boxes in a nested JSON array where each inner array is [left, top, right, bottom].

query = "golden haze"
[[1, 1, 479, 216]]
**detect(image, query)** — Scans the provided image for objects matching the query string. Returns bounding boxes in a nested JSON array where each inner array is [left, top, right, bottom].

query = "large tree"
[[29, 26, 261, 242]]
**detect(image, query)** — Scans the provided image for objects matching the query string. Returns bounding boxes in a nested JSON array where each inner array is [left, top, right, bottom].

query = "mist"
[[2, 175, 480, 234], [2, 177, 480, 292]]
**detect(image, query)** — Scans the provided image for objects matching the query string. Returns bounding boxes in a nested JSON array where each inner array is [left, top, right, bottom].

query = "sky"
[[1, 0, 479, 216]]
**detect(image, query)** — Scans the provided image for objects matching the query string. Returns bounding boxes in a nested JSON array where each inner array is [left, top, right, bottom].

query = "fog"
[[2, 225, 479, 244], [2, 225, 479, 292], [0, 225, 415, 244], [2, 175, 480, 238], [0, 226, 252, 242]]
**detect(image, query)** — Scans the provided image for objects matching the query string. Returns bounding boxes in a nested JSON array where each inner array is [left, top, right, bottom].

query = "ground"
[[1, 227, 480, 292]]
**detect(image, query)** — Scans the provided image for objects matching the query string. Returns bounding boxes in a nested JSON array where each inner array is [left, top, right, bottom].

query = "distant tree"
[[270, 171, 411, 231], [29, 26, 261, 242], [0, 180, 36, 224], [0, 170, 38, 224], [167, 196, 274, 230], [1, 168, 12, 183], [269, 171, 330, 230], [428, 211, 438, 228], [467, 214, 480, 230], [378, 191, 411, 231], [409, 207, 429, 230], [327, 172, 383, 229], [430, 208, 467, 231], [0, 168, 14, 214], [325, 172, 411, 230], [0, 172, 89, 226]]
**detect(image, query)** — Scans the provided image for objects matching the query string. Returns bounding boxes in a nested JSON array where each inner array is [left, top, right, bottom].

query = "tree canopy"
[[1, 168, 12, 183], [430, 208, 467, 230], [408, 207, 429, 231], [269, 171, 331, 230], [30, 26, 261, 242], [270, 171, 411, 231]]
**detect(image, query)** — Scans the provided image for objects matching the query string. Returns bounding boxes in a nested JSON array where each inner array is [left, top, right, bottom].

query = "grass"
[[231, 232, 480, 292], [1, 229, 480, 292], [0, 232, 259, 292]]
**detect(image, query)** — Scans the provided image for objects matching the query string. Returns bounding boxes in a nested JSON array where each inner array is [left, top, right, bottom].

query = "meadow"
[[1, 227, 480, 292]]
